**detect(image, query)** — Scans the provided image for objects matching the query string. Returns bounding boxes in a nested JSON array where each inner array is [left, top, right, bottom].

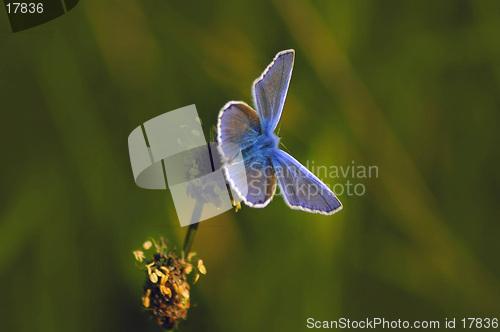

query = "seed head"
[[133, 238, 206, 330]]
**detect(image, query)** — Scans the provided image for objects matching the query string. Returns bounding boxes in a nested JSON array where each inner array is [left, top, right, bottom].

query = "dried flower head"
[[133, 238, 206, 330]]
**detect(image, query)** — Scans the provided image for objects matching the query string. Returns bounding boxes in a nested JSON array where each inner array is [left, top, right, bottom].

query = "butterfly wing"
[[272, 150, 342, 215], [217, 101, 261, 161], [239, 154, 276, 207], [217, 102, 277, 207], [252, 49, 295, 133]]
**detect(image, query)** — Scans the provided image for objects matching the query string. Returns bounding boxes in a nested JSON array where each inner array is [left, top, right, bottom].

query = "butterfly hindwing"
[[252, 50, 295, 133], [272, 150, 342, 215], [241, 154, 277, 207]]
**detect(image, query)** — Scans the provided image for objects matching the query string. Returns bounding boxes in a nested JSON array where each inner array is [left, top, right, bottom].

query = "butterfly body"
[[217, 50, 342, 215], [253, 130, 280, 154]]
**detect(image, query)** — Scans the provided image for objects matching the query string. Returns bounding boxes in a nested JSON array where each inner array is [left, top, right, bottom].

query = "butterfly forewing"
[[252, 50, 295, 133], [218, 102, 261, 161]]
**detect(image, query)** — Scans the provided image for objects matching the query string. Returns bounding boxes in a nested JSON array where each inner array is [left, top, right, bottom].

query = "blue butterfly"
[[217, 49, 342, 215]]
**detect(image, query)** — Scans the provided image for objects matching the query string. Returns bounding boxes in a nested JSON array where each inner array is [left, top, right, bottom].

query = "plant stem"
[[182, 201, 203, 259]]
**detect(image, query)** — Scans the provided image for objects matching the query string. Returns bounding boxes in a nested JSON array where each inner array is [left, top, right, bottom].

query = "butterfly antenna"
[[277, 120, 282, 135], [280, 141, 291, 154]]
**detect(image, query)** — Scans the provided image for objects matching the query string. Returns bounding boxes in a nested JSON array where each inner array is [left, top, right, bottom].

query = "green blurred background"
[[1, 0, 499, 331]]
